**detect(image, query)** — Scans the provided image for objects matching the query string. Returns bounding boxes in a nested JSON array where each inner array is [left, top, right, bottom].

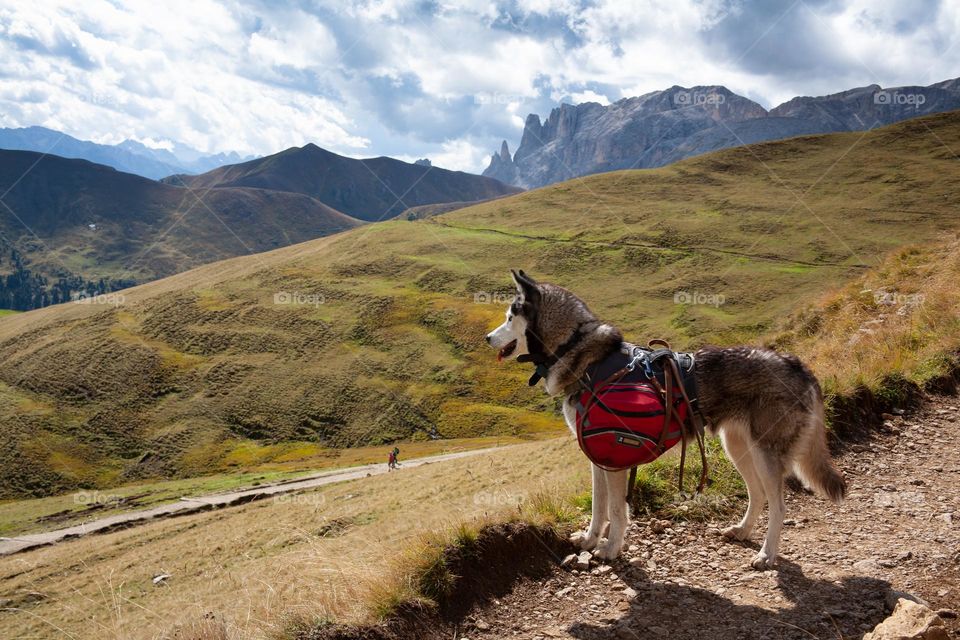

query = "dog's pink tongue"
[[497, 351, 504, 362]]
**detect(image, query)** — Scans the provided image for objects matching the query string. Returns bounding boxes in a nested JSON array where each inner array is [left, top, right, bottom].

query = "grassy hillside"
[[2, 111, 960, 498], [774, 234, 960, 404], [0, 150, 361, 306], [171, 143, 522, 221]]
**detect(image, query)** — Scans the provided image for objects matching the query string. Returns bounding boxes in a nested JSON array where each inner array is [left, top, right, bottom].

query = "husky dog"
[[486, 270, 846, 569]]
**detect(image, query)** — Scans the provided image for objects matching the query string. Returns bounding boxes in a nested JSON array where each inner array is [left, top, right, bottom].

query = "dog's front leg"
[[570, 463, 608, 551], [594, 468, 629, 561]]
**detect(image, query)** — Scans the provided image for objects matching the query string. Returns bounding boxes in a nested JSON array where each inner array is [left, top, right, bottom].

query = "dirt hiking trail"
[[0, 447, 498, 556], [459, 397, 960, 640]]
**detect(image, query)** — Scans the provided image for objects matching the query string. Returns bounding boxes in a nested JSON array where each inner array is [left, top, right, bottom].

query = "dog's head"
[[485, 269, 537, 362], [485, 269, 597, 364]]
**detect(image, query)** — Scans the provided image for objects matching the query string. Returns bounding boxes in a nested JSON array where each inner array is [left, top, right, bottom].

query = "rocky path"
[[0, 446, 499, 556], [462, 398, 960, 640]]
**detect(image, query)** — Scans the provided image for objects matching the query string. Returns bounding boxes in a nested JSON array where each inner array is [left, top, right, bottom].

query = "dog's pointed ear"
[[510, 269, 538, 286], [510, 269, 539, 301]]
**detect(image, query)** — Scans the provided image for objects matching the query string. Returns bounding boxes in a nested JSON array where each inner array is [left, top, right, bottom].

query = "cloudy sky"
[[1, 0, 958, 172]]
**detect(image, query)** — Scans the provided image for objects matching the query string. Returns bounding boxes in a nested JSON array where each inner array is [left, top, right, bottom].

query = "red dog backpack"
[[575, 379, 687, 471]]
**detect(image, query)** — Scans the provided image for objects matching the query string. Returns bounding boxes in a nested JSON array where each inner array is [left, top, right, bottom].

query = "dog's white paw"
[[721, 525, 751, 541], [593, 538, 622, 562], [569, 530, 599, 551], [751, 551, 776, 571]]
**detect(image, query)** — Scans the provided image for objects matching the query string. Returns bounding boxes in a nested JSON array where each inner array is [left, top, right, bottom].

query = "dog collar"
[[518, 322, 590, 386]]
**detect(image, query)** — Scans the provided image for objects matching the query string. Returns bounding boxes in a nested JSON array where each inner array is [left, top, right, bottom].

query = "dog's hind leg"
[[570, 463, 607, 551], [594, 468, 630, 561], [751, 448, 786, 570], [719, 424, 765, 542]]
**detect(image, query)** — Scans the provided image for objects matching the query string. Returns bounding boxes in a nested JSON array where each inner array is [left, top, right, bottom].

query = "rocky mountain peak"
[[483, 77, 960, 189], [484, 139, 519, 186]]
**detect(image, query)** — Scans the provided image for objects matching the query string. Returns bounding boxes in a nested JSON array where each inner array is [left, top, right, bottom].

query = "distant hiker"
[[387, 450, 396, 471], [392, 447, 400, 466]]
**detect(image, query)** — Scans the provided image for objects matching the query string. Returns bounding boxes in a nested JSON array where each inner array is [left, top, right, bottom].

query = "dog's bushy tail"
[[801, 443, 847, 503], [794, 389, 847, 503]]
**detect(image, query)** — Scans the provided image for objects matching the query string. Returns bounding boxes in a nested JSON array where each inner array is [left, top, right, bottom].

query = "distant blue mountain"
[[0, 126, 253, 180], [114, 138, 251, 174]]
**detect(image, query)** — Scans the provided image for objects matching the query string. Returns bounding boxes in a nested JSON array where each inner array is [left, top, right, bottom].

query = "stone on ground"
[[864, 599, 948, 640]]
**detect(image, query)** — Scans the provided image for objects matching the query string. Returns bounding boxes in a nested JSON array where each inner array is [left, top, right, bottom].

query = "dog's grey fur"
[[487, 271, 847, 569]]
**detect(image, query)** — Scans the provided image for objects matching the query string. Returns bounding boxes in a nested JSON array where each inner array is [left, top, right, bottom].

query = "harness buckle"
[[624, 347, 655, 379]]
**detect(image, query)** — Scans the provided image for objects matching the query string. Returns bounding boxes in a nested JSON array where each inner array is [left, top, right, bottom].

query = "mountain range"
[[0, 126, 251, 180], [0, 141, 519, 308], [4, 76, 958, 313], [484, 78, 960, 188], [168, 143, 522, 221], [0, 150, 360, 308]]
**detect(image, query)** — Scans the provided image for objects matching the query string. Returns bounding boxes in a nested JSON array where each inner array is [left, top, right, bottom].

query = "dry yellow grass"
[[0, 438, 588, 640], [774, 233, 960, 402]]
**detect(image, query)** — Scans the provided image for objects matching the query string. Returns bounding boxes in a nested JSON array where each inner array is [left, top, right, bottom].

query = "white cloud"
[[430, 138, 491, 174], [246, 11, 338, 71], [563, 89, 610, 105], [0, 0, 366, 157]]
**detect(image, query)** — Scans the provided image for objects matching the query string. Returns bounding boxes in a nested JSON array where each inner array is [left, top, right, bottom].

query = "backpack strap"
[[640, 339, 709, 494], [626, 465, 639, 505], [665, 356, 709, 494]]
